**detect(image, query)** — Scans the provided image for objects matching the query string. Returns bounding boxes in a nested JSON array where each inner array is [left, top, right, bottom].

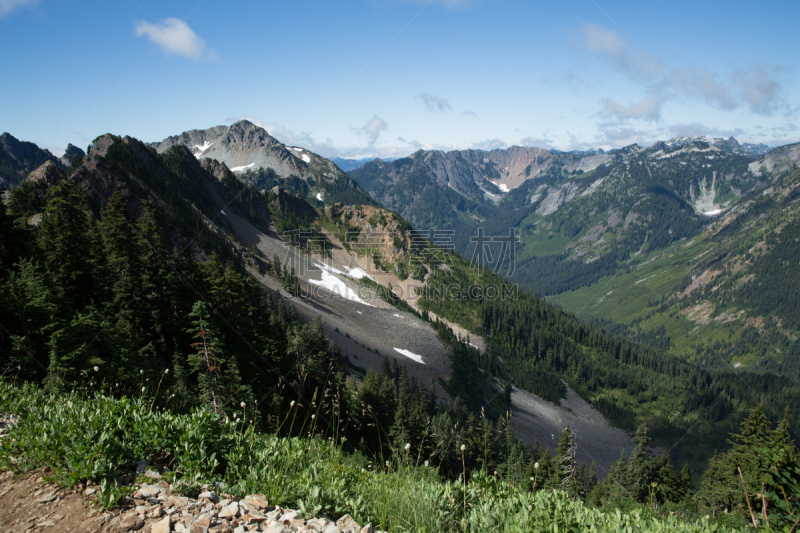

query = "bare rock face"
[[60, 143, 86, 168], [749, 141, 800, 177], [151, 121, 307, 179], [25, 160, 65, 186]]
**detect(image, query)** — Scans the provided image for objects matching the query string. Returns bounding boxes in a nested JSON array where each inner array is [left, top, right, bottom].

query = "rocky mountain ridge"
[[0, 132, 64, 189], [152, 120, 374, 208]]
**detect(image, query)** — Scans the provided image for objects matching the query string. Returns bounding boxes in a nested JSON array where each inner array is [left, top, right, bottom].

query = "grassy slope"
[[549, 234, 740, 356], [0, 381, 740, 533]]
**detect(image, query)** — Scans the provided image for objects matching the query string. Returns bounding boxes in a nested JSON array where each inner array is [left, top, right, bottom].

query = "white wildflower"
[[240, 402, 246, 408], [460, 444, 466, 452], [93, 366, 99, 372], [142, 387, 146, 392], [404, 443, 411, 451], [424, 461, 429, 467], [534, 462, 539, 469], [164, 369, 169, 374]]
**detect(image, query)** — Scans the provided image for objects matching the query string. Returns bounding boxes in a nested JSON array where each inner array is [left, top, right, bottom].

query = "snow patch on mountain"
[[394, 347, 425, 364], [309, 270, 375, 307]]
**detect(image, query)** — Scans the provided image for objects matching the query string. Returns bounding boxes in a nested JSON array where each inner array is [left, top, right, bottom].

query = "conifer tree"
[[187, 300, 250, 417], [557, 426, 580, 497], [37, 181, 99, 308], [628, 423, 653, 502]]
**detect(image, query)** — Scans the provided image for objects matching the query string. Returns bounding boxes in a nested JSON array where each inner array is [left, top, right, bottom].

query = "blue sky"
[[1, 0, 798, 158]]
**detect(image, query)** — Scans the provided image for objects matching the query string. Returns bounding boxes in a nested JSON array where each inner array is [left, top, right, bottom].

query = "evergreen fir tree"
[[557, 426, 580, 497]]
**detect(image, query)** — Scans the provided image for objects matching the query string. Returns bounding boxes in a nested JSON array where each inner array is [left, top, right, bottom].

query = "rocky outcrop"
[[25, 160, 65, 186], [152, 121, 336, 181], [749, 142, 800, 177], [60, 143, 86, 168], [0, 132, 63, 189]]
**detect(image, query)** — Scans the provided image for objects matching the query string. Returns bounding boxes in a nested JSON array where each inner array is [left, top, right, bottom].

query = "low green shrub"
[[0, 381, 742, 532]]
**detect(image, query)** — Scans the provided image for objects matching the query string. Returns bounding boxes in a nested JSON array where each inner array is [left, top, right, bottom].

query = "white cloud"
[[134, 18, 212, 60], [462, 109, 477, 117], [600, 93, 663, 122], [520, 133, 556, 150], [355, 115, 388, 147], [471, 138, 508, 150], [667, 122, 745, 139], [580, 23, 787, 118], [0, 0, 37, 17], [667, 67, 736, 110], [417, 93, 452, 113], [734, 66, 783, 115], [581, 23, 662, 81]]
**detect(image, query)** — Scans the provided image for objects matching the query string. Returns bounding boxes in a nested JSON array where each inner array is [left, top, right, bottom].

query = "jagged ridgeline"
[[150, 119, 378, 208]]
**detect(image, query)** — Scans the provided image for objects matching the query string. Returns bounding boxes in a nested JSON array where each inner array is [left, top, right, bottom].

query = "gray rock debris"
[[68, 483, 392, 533]]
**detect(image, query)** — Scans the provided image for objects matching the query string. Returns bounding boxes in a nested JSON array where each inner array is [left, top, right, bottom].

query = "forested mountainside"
[[2, 130, 800, 529], [349, 138, 800, 376], [552, 160, 800, 378]]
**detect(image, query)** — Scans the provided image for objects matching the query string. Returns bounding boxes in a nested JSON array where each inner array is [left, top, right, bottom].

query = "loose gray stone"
[[117, 514, 145, 531], [336, 515, 360, 532], [218, 501, 240, 519], [35, 492, 57, 503], [244, 494, 268, 509], [138, 485, 161, 498], [151, 516, 172, 533]]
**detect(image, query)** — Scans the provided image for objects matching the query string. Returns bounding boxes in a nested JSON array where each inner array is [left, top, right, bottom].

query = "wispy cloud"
[[580, 23, 787, 118], [355, 115, 388, 147], [667, 122, 745, 139], [462, 109, 476, 117], [134, 18, 213, 60], [471, 138, 508, 150], [600, 93, 663, 122], [520, 133, 555, 150], [417, 93, 452, 113], [0, 0, 37, 17]]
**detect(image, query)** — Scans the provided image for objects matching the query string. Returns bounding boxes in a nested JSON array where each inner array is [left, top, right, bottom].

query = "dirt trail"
[[0, 470, 115, 533]]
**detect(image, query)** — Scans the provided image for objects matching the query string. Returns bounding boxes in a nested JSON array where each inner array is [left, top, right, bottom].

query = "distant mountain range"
[[348, 135, 800, 376], [333, 156, 398, 172]]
